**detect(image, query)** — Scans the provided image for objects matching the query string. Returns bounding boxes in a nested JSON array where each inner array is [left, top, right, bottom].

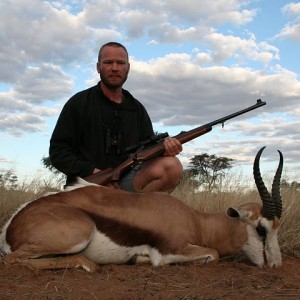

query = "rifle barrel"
[[208, 99, 266, 127], [174, 99, 266, 144]]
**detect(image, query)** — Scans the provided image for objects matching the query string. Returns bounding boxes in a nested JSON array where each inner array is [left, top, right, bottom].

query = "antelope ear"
[[227, 207, 239, 218], [227, 207, 252, 222]]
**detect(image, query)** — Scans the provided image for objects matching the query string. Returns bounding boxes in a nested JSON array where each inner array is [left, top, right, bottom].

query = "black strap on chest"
[[105, 109, 123, 155]]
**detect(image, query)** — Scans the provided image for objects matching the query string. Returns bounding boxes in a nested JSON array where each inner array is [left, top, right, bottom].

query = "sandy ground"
[[0, 255, 299, 300]]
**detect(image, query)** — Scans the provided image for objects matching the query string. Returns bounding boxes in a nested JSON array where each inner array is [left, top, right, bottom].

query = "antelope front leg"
[[149, 244, 219, 266], [177, 244, 219, 264]]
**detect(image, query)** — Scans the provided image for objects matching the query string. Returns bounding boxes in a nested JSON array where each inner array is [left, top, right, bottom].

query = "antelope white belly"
[[82, 229, 150, 264]]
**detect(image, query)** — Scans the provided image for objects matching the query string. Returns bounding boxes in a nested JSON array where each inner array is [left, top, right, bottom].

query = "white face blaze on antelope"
[[0, 147, 283, 271]]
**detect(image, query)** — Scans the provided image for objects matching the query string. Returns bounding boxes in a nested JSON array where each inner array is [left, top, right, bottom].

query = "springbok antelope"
[[0, 147, 283, 272]]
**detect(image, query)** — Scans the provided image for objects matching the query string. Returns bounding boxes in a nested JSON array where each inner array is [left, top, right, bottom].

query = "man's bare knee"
[[134, 156, 183, 192]]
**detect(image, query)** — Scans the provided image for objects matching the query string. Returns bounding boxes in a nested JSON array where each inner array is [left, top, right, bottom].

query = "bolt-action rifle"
[[84, 99, 266, 186]]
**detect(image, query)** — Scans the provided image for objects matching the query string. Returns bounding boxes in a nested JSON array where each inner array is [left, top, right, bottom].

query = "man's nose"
[[112, 62, 119, 70]]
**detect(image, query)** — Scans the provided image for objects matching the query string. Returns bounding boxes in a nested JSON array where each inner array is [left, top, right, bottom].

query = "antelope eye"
[[256, 224, 267, 238]]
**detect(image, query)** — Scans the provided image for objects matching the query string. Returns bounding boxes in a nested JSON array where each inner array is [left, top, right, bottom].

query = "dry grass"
[[278, 188, 300, 256], [1, 173, 299, 257], [0, 187, 34, 228], [0, 178, 59, 228]]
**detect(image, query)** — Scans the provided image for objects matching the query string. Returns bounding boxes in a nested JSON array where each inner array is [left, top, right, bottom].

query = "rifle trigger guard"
[[131, 153, 138, 161]]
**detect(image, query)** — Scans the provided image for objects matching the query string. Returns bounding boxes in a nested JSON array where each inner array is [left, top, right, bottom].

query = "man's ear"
[[96, 62, 100, 73]]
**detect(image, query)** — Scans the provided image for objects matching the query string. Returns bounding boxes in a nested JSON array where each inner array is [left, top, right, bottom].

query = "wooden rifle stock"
[[84, 99, 266, 186]]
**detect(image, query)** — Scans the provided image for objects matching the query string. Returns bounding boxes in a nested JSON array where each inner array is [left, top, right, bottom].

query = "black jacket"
[[49, 83, 154, 181]]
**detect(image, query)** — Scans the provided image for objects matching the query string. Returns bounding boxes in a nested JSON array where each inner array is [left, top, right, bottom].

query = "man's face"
[[97, 46, 130, 89]]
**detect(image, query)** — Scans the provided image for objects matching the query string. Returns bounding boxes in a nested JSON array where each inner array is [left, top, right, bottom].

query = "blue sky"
[[0, 0, 300, 184]]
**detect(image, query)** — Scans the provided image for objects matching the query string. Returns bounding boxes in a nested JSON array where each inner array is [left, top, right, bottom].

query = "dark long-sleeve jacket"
[[49, 83, 154, 181]]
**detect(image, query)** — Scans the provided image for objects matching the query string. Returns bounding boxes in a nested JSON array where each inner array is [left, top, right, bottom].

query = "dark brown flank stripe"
[[87, 213, 172, 254]]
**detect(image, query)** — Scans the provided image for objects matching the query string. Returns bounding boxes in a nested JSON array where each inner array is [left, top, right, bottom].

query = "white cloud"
[[0, 0, 116, 84], [203, 32, 279, 64], [0, 113, 46, 137], [282, 2, 300, 16], [126, 55, 300, 126], [13, 64, 74, 104], [276, 23, 300, 41], [0, 62, 71, 136], [163, 0, 256, 25], [274, 2, 300, 40]]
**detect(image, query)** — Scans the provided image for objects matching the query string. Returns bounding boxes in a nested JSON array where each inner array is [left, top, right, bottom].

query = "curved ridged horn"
[[271, 150, 283, 219], [253, 146, 275, 220]]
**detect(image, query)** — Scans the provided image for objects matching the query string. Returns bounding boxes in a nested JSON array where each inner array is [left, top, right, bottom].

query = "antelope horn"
[[253, 146, 275, 220], [271, 150, 283, 219]]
